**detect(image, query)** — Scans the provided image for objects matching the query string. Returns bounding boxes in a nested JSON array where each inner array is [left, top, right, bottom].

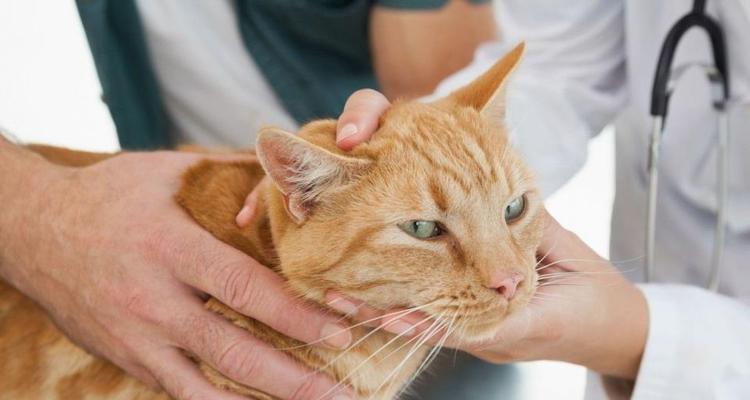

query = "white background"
[[0, 1, 617, 398]]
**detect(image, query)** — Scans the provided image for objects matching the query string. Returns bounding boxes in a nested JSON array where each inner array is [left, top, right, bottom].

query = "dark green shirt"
[[75, 0, 488, 149]]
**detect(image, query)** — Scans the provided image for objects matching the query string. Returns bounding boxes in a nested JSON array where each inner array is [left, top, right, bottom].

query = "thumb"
[[336, 89, 391, 150]]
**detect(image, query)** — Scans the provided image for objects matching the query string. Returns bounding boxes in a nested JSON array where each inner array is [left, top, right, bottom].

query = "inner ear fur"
[[255, 127, 371, 224]]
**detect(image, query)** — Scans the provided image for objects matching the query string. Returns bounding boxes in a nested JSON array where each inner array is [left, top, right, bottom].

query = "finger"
[[171, 305, 353, 400], [326, 292, 439, 342], [336, 89, 391, 150], [146, 347, 254, 400], [236, 177, 270, 228], [170, 229, 352, 350]]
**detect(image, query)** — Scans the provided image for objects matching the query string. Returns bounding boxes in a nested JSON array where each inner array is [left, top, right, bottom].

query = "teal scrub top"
[[75, 0, 489, 150]]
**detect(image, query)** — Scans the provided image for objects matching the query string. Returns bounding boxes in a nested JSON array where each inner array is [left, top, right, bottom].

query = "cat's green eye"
[[398, 220, 443, 239], [504, 195, 526, 222]]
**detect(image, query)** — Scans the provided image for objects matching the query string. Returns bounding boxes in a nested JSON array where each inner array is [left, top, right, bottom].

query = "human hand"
[[462, 211, 648, 379], [0, 151, 353, 399]]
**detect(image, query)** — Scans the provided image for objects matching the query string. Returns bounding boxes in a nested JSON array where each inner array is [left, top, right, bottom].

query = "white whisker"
[[316, 313, 440, 400]]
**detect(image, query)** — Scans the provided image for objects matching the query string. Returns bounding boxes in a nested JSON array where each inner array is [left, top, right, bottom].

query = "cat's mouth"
[[422, 274, 538, 344]]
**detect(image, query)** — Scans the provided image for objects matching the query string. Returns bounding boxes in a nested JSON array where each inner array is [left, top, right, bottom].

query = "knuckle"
[[352, 88, 381, 100], [217, 340, 262, 379], [171, 385, 205, 400], [217, 262, 259, 310], [345, 88, 382, 109], [289, 376, 324, 400]]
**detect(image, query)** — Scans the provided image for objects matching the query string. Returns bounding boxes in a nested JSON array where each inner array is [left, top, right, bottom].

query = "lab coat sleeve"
[[629, 284, 750, 399], [430, 0, 628, 196]]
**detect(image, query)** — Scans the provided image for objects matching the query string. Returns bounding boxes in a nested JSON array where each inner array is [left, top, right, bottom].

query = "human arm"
[[370, 0, 496, 100], [623, 285, 750, 399], [0, 135, 353, 400]]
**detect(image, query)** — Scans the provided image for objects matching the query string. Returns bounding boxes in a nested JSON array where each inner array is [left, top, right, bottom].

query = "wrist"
[[0, 142, 70, 282], [563, 281, 648, 379]]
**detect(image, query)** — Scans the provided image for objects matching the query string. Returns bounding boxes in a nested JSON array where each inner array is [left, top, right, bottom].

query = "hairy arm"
[[0, 135, 351, 400], [370, 0, 497, 100]]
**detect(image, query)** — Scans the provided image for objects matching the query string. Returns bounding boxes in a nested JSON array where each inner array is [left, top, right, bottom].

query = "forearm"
[[370, 0, 496, 99], [0, 135, 62, 280]]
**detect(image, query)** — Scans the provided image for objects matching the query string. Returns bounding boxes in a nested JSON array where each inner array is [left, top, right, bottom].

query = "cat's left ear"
[[444, 42, 525, 125], [256, 127, 371, 224]]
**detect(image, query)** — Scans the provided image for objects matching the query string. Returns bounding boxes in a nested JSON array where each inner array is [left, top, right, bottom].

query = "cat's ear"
[[445, 42, 525, 124], [256, 127, 371, 224]]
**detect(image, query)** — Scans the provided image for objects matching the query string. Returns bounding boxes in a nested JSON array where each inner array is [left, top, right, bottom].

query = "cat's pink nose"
[[489, 272, 524, 300]]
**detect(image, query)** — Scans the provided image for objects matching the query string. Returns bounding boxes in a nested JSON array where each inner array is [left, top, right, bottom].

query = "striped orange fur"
[[0, 43, 543, 399]]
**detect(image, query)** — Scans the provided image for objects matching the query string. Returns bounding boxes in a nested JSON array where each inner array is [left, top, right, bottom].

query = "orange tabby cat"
[[0, 44, 543, 399]]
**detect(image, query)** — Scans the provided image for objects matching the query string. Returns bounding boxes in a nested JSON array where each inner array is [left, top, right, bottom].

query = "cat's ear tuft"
[[446, 42, 525, 124], [256, 127, 371, 224]]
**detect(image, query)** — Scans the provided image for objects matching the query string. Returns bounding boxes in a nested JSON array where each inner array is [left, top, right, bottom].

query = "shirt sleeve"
[[626, 284, 750, 399], [375, 0, 490, 10], [428, 0, 627, 196]]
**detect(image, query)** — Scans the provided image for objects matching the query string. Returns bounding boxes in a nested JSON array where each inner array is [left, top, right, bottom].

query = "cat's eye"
[[398, 220, 443, 239], [504, 195, 526, 222]]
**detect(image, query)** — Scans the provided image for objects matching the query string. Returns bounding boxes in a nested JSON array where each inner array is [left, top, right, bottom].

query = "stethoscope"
[[646, 0, 730, 291]]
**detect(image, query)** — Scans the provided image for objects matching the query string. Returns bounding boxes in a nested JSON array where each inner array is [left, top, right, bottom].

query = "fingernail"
[[321, 323, 352, 349], [337, 123, 358, 142], [327, 297, 359, 316], [385, 320, 415, 336], [235, 205, 252, 226]]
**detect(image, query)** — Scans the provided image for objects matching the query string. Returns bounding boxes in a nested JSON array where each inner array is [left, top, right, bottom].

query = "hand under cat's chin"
[[326, 273, 540, 348]]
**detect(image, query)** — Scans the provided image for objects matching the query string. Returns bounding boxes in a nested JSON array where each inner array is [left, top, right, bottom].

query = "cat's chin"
[[449, 316, 508, 344], [444, 293, 534, 344]]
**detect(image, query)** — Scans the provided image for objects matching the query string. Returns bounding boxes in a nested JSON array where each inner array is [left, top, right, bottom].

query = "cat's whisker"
[[534, 235, 560, 269], [308, 308, 438, 383], [316, 313, 443, 400], [530, 291, 575, 303], [371, 319, 449, 399], [278, 301, 438, 351], [368, 311, 454, 399], [537, 281, 588, 288], [393, 307, 464, 399], [538, 266, 642, 279], [536, 255, 645, 273], [393, 311, 465, 399], [410, 308, 460, 378]]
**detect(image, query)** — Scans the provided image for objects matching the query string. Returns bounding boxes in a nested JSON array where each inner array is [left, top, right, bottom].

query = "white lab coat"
[[434, 0, 750, 398]]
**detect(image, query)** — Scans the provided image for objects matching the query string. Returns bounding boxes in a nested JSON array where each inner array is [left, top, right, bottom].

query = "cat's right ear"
[[256, 127, 371, 224], [444, 42, 525, 126]]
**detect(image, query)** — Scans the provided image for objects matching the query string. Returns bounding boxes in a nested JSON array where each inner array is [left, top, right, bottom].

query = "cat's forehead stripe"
[[398, 131, 473, 194], [428, 178, 449, 213]]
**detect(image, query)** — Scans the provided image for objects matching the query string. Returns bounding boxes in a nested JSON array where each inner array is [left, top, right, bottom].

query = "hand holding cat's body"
[[0, 141, 349, 400]]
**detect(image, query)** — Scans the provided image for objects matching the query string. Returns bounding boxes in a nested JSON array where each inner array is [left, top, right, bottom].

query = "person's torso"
[[611, 0, 750, 298], [134, 0, 297, 147]]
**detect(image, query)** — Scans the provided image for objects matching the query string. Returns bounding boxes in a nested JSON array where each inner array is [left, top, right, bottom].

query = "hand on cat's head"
[[235, 89, 390, 228]]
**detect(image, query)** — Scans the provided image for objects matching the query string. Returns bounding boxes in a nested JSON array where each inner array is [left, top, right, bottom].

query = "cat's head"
[[257, 44, 543, 343]]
